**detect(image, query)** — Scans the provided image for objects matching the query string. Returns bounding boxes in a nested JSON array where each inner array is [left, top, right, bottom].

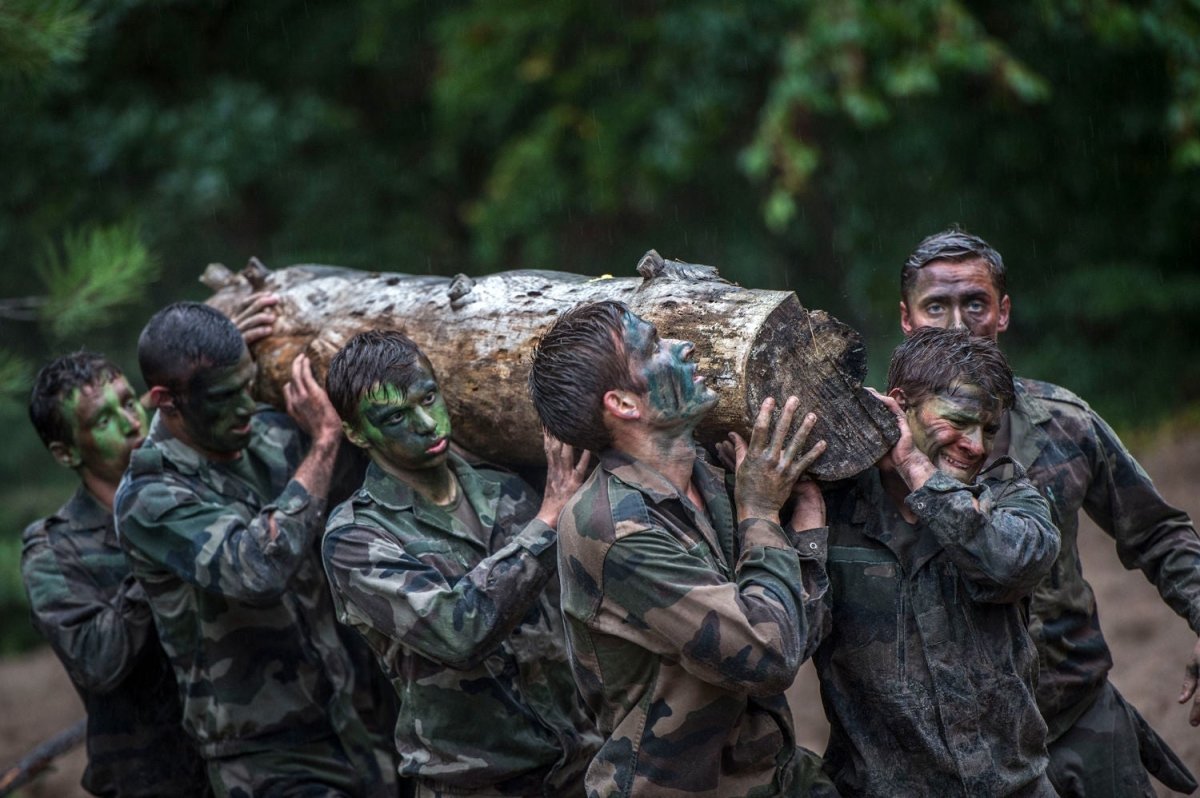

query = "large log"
[[204, 251, 897, 480]]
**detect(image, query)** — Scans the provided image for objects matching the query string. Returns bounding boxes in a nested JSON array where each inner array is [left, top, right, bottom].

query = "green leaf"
[[36, 221, 159, 338]]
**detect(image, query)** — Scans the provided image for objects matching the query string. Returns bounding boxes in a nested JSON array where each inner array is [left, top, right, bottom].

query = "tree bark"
[[204, 251, 896, 480]]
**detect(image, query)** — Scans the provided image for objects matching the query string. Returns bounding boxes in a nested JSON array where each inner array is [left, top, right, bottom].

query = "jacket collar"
[[599, 447, 734, 566], [55, 484, 113, 535], [1006, 377, 1054, 473], [360, 454, 502, 541], [847, 468, 950, 575]]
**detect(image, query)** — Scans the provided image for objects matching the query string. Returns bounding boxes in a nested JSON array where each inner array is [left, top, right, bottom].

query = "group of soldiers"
[[18, 228, 1200, 797]]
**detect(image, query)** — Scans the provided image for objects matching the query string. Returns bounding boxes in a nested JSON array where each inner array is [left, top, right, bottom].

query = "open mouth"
[[231, 422, 252, 436], [941, 453, 977, 472], [426, 437, 449, 455]]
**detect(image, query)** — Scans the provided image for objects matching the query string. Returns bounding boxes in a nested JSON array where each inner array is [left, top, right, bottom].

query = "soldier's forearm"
[[290, 434, 341, 502]]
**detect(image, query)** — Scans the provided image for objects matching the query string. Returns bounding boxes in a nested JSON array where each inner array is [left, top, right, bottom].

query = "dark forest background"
[[2, 0, 1199, 648]]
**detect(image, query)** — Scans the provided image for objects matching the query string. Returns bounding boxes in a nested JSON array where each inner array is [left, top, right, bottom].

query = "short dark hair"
[[327, 330, 428, 426], [29, 351, 123, 447], [887, 326, 1015, 410], [138, 302, 245, 392], [529, 300, 641, 452], [901, 228, 1006, 300]]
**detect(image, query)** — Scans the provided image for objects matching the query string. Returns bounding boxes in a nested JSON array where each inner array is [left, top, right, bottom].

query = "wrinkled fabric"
[[21, 486, 208, 797], [114, 410, 378, 789], [558, 449, 830, 798], [817, 465, 1059, 797], [322, 455, 600, 796], [999, 378, 1200, 787]]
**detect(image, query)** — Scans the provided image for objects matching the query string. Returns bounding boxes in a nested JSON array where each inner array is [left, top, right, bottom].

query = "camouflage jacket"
[[115, 410, 364, 759], [998, 378, 1200, 737], [557, 449, 829, 798], [322, 456, 600, 795], [817, 464, 1060, 798], [21, 486, 207, 796]]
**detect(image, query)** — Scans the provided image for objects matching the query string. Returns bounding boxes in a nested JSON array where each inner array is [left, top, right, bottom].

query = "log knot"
[[636, 249, 729, 287], [244, 257, 272, 290], [448, 273, 476, 308]]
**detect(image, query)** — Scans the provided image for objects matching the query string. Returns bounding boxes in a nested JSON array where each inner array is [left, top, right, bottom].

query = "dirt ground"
[[2, 432, 1199, 796]]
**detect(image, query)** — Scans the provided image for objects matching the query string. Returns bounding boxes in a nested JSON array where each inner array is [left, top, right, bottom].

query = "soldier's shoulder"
[[19, 517, 55, 571], [1016, 377, 1091, 412], [324, 495, 361, 533], [324, 488, 391, 536]]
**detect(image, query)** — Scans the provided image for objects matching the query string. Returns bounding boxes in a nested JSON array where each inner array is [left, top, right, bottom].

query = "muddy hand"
[[734, 396, 825, 524], [231, 292, 279, 347], [537, 432, 593, 527], [283, 354, 341, 445]]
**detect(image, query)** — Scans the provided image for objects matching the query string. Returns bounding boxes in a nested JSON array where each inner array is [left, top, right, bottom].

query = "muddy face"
[[64, 375, 149, 485], [176, 350, 258, 459], [901, 258, 1010, 340], [622, 311, 717, 427], [905, 382, 1003, 483], [351, 362, 452, 473]]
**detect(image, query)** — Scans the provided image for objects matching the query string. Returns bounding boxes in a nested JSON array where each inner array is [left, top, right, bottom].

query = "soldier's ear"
[[602, 389, 641, 422], [996, 294, 1011, 335], [342, 420, 370, 450], [48, 441, 81, 470], [146, 385, 178, 414]]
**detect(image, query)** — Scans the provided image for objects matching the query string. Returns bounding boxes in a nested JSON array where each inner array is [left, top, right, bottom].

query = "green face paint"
[[905, 382, 1003, 483], [177, 350, 258, 458], [66, 375, 149, 487], [352, 362, 453, 473], [622, 311, 717, 427]]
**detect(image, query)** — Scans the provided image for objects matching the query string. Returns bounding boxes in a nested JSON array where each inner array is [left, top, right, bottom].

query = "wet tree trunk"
[[204, 251, 897, 480]]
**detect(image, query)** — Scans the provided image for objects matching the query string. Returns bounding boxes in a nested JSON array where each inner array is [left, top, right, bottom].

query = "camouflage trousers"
[[208, 734, 396, 798], [1047, 680, 1196, 797]]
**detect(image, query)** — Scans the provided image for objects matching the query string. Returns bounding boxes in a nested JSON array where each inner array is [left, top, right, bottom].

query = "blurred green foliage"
[[1, 0, 1199, 650]]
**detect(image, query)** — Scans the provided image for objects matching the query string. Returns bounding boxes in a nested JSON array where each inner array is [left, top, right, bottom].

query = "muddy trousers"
[[1047, 681, 1196, 797]]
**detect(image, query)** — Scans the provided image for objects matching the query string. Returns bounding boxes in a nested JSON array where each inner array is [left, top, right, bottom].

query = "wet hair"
[[326, 330, 429, 426], [529, 300, 641, 452], [138, 302, 245, 392], [29, 351, 123, 447], [887, 326, 1015, 410], [901, 227, 1006, 300]]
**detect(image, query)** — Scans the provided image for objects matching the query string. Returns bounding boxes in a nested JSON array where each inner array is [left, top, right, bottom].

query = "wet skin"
[[176, 350, 258, 461], [60, 375, 149, 488], [349, 364, 453, 476], [905, 382, 1003, 483], [900, 258, 1011, 340], [622, 311, 717, 429]]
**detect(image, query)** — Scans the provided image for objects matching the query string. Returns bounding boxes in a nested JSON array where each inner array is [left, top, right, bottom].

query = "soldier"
[[898, 229, 1200, 795], [528, 300, 833, 798], [321, 330, 601, 797], [21, 351, 208, 797], [811, 327, 1059, 796], [114, 302, 386, 798]]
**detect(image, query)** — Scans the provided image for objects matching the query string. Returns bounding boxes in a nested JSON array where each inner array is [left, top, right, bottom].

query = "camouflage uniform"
[[115, 410, 385, 797], [817, 463, 1060, 798], [322, 455, 601, 796], [557, 449, 830, 798], [21, 486, 208, 797], [994, 378, 1200, 795]]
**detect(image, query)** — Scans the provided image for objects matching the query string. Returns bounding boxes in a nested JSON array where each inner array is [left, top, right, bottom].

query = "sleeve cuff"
[[268, 480, 319, 517], [784, 525, 829, 560], [906, 471, 980, 517], [739, 517, 795, 552], [513, 518, 557, 557]]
